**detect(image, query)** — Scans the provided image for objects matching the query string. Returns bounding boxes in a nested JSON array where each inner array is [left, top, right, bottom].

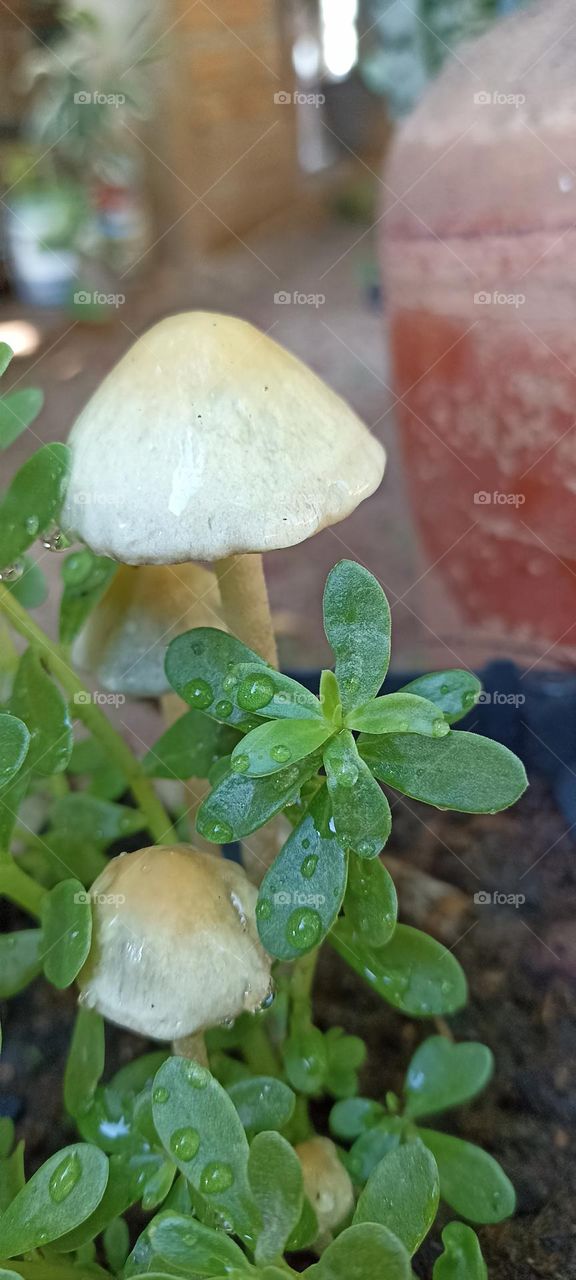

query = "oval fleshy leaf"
[[323, 561, 391, 713], [418, 1130, 515, 1223], [324, 730, 391, 858], [59, 550, 117, 645], [433, 1221, 487, 1279], [257, 788, 348, 960], [146, 1212, 251, 1276], [344, 856, 397, 947], [329, 1098, 387, 1142], [331, 922, 467, 1017], [165, 628, 266, 727], [231, 718, 332, 779], [197, 754, 321, 843], [346, 1121, 404, 1186], [50, 794, 147, 844], [143, 710, 240, 780], [41, 878, 92, 989], [353, 1142, 439, 1255], [308, 1222, 410, 1280], [231, 663, 323, 721], [0, 930, 43, 998], [346, 693, 449, 738], [64, 1009, 105, 1119], [151, 1057, 257, 1240], [319, 669, 342, 724], [10, 648, 72, 776], [399, 671, 481, 725], [0, 443, 69, 567], [359, 730, 528, 813], [0, 1143, 108, 1258], [227, 1078, 295, 1135], [248, 1131, 303, 1265], [0, 714, 29, 787], [404, 1037, 493, 1120]]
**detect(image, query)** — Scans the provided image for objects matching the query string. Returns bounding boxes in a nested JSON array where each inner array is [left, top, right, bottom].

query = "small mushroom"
[[78, 844, 273, 1041], [62, 312, 386, 665], [72, 562, 224, 697], [296, 1136, 354, 1241]]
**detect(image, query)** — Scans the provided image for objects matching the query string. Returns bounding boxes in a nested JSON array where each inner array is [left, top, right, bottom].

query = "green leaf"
[[197, 755, 321, 843], [44, 1153, 136, 1255], [360, 730, 528, 813], [0, 388, 44, 450], [103, 1215, 131, 1273], [346, 1121, 404, 1185], [4, 556, 47, 609], [143, 710, 240, 780], [418, 1130, 515, 1223], [0, 443, 70, 567], [286, 1195, 319, 1252], [41, 878, 92, 989], [256, 787, 348, 960], [324, 731, 391, 858], [329, 1098, 387, 1142], [0, 714, 29, 786], [323, 561, 391, 712], [309, 1222, 410, 1280], [165, 628, 266, 727], [0, 930, 43, 997], [404, 1037, 493, 1120], [324, 1027, 367, 1099], [433, 1221, 487, 1279], [346, 693, 449, 738], [249, 1131, 303, 1265], [64, 1009, 105, 1118], [284, 1028, 327, 1096], [151, 1057, 257, 1240], [112, 1050, 168, 1096], [0, 1142, 25, 1216], [0, 1143, 108, 1258], [344, 855, 397, 947], [10, 649, 72, 776], [227, 1078, 295, 1136], [59, 550, 117, 646], [147, 1211, 252, 1275], [231, 718, 332, 779], [353, 1142, 439, 1254], [320, 669, 342, 725], [50, 794, 147, 844], [331, 922, 467, 1017], [0, 345, 13, 378], [400, 672, 481, 725], [231, 663, 323, 721], [32, 826, 107, 888]]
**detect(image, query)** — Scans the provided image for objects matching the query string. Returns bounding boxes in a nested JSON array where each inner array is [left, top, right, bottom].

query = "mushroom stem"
[[172, 1032, 209, 1066], [215, 554, 278, 667]]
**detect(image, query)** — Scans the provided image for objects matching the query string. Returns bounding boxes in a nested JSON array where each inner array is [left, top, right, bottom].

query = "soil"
[[1, 777, 574, 1279]]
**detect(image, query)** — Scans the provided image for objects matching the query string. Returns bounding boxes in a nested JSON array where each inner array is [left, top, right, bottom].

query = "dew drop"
[[271, 744, 291, 764], [0, 562, 24, 583], [342, 674, 360, 695], [215, 699, 233, 718], [258, 986, 275, 1011], [222, 673, 238, 693], [357, 838, 376, 857], [286, 907, 322, 950], [335, 760, 358, 788], [25, 515, 39, 535], [256, 898, 272, 922], [183, 678, 213, 710], [185, 1061, 210, 1089], [42, 524, 68, 552], [440, 683, 449, 695], [205, 819, 233, 844], [170, 1127, 200, 1161], [231, 753, 250, 774], [432, 720, 449, 738], [200, 1161, 234, 1194], [49, 1151, 81, 1203], [237, 673, 275, 711], [301, 854, 318, 879], [153, 1086, 169, 1104]]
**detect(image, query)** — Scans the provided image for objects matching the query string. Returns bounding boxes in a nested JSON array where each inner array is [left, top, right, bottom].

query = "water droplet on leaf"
[[215, 699, 233, 718], [49, 1151, 81, 1203], [237, 673, 275, 711], [231, 753, 249, 774], [286, 907, 322, 951], [200, 1161, 234, 1194], [301, 854, 318, 879], [185, 1061, 210, 1089], [271, 744, 291, 764], [153, 1086, 169, 1104], [170, 1127, 200, 1161], [183, 678, 213, 710]]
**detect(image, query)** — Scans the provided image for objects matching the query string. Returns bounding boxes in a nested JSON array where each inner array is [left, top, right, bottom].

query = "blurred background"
[[4, 0, 573, 683]]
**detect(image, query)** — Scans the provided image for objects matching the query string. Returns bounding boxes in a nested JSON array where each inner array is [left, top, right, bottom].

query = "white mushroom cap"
[[78, 845, 273, 1040], [72, 563, 224, 697], [296, 1136, 355, 1237], [62, 312, 386, 564]]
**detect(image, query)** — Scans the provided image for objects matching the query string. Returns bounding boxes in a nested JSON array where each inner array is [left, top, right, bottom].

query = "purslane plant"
[[0, 337, 527, 1278]]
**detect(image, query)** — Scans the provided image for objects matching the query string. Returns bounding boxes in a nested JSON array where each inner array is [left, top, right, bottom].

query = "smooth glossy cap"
[[72, 563, 224, 696], [62, 311, 386, 563], [78, 845, 273, 1040]]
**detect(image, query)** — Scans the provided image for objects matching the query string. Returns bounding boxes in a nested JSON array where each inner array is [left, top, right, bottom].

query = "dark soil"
[[2, 777, 574, 1278]]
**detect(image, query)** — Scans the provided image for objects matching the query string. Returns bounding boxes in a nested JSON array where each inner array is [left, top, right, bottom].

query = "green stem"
[[241, 1020, 281, 1078], [0, 584, 177, 845], [288, 947, 320, 1143], [0, 858, 47, 918]]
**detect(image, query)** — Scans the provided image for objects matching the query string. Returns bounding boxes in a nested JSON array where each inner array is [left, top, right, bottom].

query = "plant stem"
[[289, 947, 319, 1036], [0, 584, 178, 845], [0, 857, 47, 918], [241, 1019, 281, 1078]]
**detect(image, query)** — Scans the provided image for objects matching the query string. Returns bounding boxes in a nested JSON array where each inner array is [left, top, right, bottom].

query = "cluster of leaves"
[[0, 342, 527, 1277]]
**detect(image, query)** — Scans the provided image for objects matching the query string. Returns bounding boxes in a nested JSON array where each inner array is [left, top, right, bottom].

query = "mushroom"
[[62, 311, 386, 666], [295, 1136, 354, 1242], [72, 562, 224, 697], [78, 844, 273, 1043]]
